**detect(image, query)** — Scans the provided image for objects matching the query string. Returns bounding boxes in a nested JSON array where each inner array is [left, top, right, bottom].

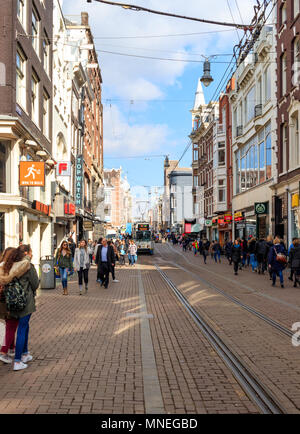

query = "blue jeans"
[[214, 251, 221, 262], [250, 254, 257, 271], [59, 267, 68, 288], [273, 270, 284, 285], [15, 314, 31, 362]]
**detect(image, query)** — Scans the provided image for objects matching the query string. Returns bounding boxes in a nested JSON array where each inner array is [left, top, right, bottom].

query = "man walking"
[[95, 238, 115, 289]]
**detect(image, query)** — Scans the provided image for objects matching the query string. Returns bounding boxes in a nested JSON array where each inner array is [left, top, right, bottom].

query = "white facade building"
[[230, 25, 277, 240]]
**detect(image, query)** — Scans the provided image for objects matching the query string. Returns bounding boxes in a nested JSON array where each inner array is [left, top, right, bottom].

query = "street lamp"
[[200, 58, 214, 88]]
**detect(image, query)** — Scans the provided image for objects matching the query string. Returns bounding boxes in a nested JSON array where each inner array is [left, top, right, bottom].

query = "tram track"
[[156, 244, 293, 340], [154, 263, 286, 414]]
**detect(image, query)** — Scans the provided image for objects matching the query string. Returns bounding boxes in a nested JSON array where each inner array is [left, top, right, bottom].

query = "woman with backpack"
[[0, 247, 23, 364], [268, 236, 287, 288], [55, 240, 73, 295], [0, 244, 39, 371], [73, 240, 90, 295]]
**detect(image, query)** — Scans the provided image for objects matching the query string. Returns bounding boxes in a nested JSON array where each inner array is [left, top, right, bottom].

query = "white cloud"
[[62, 0, 259, 101], [104, 104, 170, 156]]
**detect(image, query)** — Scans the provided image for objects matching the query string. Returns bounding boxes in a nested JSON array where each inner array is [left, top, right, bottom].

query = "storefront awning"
[[191, 224, 203, 233]]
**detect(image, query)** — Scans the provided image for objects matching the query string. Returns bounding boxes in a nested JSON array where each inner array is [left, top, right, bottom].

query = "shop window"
[[0, 141, 10, 193]]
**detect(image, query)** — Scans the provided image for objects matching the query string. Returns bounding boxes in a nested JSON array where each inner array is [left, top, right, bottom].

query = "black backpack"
[[4, 278, 27, 312]]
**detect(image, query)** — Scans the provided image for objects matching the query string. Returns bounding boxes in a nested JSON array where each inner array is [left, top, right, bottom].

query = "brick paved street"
[[1, 244, 300, 414]]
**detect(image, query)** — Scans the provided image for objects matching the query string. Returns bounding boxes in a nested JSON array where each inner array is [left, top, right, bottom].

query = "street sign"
[[83, 220, 93, 231], [75, 155, 83, 209], [255, 202, 269, 215], [56, 161, 71, 176], [19, 161, 45, 187]]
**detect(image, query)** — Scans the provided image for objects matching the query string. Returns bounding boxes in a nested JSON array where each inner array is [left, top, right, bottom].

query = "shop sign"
[[19, 161, 45, 187], [234, 211, 244, 222], [292, 194, 299, 209], [75, 155, 83, 209], [32, 200, 51, 216], [255, 202, 269, 215], [205, 219, 212, 227], [224, 213, 232, 223], [64, 203, 76, 215], [212, 218, 218, 226], [83, 220, 93, 231], [56, 161, 71, 177], [218, 217, 225, 226]]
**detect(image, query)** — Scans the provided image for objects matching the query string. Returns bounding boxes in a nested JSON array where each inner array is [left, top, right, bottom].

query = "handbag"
[[275, 247, 287, 264]]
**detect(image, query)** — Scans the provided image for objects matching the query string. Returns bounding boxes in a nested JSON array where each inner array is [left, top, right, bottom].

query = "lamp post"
[[200, 57, 216, 88]]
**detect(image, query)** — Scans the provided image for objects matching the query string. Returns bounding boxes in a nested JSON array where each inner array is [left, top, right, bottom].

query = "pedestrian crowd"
[[167, 232, 300, 289]]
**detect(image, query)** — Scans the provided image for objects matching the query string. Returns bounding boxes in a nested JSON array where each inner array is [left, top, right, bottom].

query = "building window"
[[280, 3, 287, 25], [17, 0, 25, 27], [42, 90, 50, 137], [16, 46, 26, 108], [281, 124, 288, 173], [264, 66, 271, 103], [31, 71, 40, 125], [293, 37, 300, 87], [294, 0, 300, 18], [218, 142, 225, 166], [0, 141, 10, 193], [43, 32, 50, 74], [32, 5, 40, 54], [290, 112, 299, 170], [281, 53, 287, 97], [218, 188, 225, 203], [246, 86, 255, 123], [235, 123, 271, 194]]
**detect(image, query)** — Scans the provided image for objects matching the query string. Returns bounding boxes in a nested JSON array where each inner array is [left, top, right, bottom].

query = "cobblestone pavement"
[[0, 259, 258, 414], [155, 243, 300, 413]]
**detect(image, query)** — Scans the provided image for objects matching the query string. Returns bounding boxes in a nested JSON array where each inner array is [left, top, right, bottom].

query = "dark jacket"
[[225, 241, 233, 254], [289, 246, 300, 271], [212, 242, 221, 252], [268, 243, 287, 272], [248, 239, 257, 254], [231, 244, 242, 263], [0, 257, 39, 319], [256, 239, 268, 257], [55, 250, 73, 269], [96, 245, 115, 270]]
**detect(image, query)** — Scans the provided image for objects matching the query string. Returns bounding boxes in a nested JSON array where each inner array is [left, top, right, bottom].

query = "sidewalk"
[[0, 262, 256, 414]]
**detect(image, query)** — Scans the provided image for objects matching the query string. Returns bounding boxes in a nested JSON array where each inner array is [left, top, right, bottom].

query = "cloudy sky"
[[62, 0, 264, 190]]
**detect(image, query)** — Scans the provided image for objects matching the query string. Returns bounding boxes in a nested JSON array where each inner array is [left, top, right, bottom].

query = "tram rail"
[[155, 264, 286, 414]]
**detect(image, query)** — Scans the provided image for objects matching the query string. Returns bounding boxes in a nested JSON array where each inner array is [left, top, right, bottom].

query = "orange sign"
[[19, 161, 45, 187]]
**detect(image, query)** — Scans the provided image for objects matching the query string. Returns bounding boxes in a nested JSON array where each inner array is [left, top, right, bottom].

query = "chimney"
[[81, 12, 89, 26]]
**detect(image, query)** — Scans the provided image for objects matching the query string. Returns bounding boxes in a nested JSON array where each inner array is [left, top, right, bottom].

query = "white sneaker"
[[0, 354, 12, 364], [13, 361, 28, 371], [113, 279, 120, 282], [21, 354, 33, 363]]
